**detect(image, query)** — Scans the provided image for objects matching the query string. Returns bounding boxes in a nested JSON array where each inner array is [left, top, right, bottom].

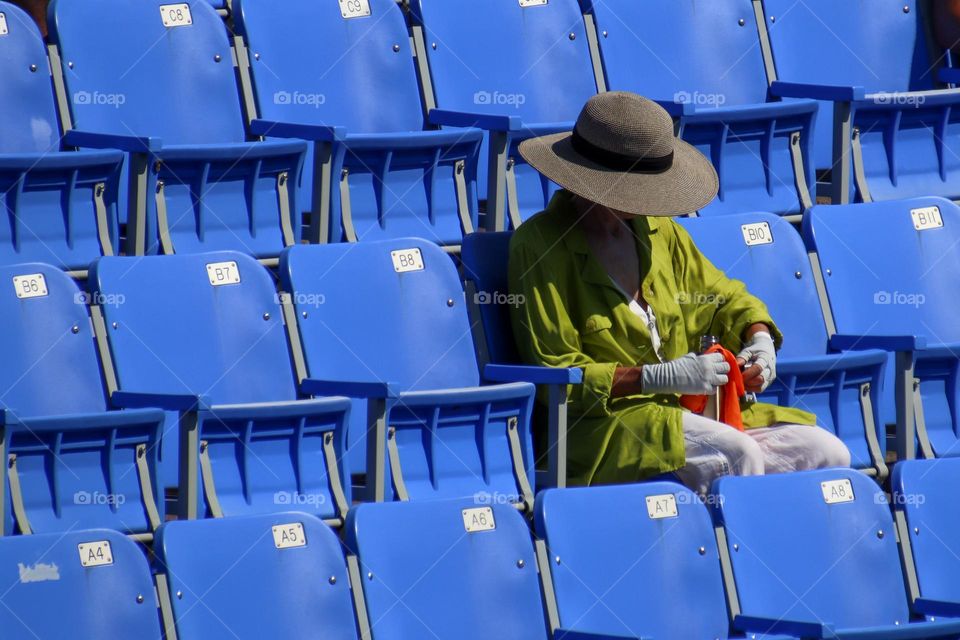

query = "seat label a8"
[[741, 222, 774, 246], [159, 4, 192, 28], [462, 507, 496, 532], [272, 523, 307, 549], [820, 479, 854, 504], [911, 206, 943, 231], [206, 261, 241, 286], [338, 0, 371, 19], [77, 541, 113, 567], [391, 249, 424, 273], [13, 274, 48, 299], [645, 494, 679, 520]]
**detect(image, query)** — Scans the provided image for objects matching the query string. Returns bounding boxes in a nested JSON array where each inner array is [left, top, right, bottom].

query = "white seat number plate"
[[645, 494, 678, 520], [741, 222, 773, 246], [391, 248, 424, 273], [462, 507, 495, 532], [13, 274, 47, 299], [519, 0, 548, 6], [821, 479, 855, 504], [206, 261, 240, 286], [160, 4, 192, 27], [339, 0, 371, 19], [0, 13, 9, 36], [911, 206, 943, 231], [272, 523, 307, 549], [78, 541, 113, 567]]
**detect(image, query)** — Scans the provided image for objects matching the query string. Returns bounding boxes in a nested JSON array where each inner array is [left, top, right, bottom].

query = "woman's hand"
[[737, 330, 776, 393]]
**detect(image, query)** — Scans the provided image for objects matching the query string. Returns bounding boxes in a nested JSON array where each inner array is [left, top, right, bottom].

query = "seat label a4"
[[741, 222, 773, 246], [462, 507, 496, 532], [646, 494, 679, 519], [820, 479, 854, 504], [272, 523, 307, 549], [159, 4, 192, 28], [13, 274, 47, 299], [911, 206, 943, 231], [78, 541, 113, 568]]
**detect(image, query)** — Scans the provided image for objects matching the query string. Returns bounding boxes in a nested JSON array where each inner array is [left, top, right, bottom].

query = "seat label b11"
[[741, 222, 774, 246], [339, 0, 371, 19], [78, 541, 113, 567], [645, 494, 679, 519], [911, 206, 943, 231], [391, 248, 425, 273], [159, 4, 192, 28], [462, 507, 496, 532], [0, 13, 9, 36], [820, 479, 855, 504], [206, 261, 241, 286], [272, 523, 307, 549], [13, 274, 48, 299]]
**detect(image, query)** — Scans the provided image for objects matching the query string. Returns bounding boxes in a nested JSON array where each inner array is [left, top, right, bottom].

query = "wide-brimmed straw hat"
[[519, 92, 719, 216]]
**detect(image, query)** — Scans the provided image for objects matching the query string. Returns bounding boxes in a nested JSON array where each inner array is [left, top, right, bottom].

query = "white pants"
[[674, 412, 852, 496]]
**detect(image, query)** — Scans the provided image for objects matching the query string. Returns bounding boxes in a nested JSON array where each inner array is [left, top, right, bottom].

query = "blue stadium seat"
[[90, 251, 351, 523], [0, 263, 163, 536], [0, 529, 163, 638], [892, 458, 960, 614], [678, 213, 888, 477], [582, 0, 817, 218], [461, 231, 584, 489], [804, 197, 960, 460], [48, 0, 307, 259], [156, 511, 362, 639], [232, 0, 483, 246], [407, 0, 597, 230], [535, 483, 732, 640], [761, 0, 960, 204], [0, 1, 123, 271], [280, 239, 535, 506], [347, 499, 554, 639], [714, 468, 960, 638]]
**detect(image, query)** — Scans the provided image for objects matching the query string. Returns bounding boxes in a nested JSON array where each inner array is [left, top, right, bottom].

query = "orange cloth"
[[680, 345, 746, 431]]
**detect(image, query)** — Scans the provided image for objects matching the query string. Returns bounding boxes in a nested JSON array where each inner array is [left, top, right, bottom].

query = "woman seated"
[[508, 92, 850, 494]]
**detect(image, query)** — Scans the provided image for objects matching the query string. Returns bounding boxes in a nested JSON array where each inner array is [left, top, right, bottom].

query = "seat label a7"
[[159, 4, 192, 28], [911, 206, 943, 231], [820, 479, 854, 504], [645, 494, 679, 519], [206, 261, 241, 286], [339, 0, 371, 19]]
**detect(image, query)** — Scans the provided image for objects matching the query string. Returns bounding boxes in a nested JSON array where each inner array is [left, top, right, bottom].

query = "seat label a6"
[[462, 507, 496, 532]]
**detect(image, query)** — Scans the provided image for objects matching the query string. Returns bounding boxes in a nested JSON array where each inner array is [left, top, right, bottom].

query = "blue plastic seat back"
[[234, 0, 423, 134], [49, 0, 244, 144], [677, 214, 827, 358], [714, 468, 911, 629], [0, 2, 60, 153], [347, 499, 547, 640], [0, 529, 162, 637], [91, 251, 298, 405], [0, 263, 106, 415], [804, 197, 960, 344], [585, 0, 769, 106], [763, 0, 935, 169], [461, 231, 522, 365], [535, 483, 730, 640], [156, 512, 358, 639], [893, 458, 960, 604]]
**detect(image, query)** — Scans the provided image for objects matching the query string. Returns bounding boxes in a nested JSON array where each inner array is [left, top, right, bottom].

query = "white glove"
[[641, 353, 730, 395], [737, 331, 776, 391]]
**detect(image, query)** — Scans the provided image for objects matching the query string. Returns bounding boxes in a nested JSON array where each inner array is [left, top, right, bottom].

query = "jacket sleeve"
[[508, 238, 617, 418], [669, 221, 783, 353]]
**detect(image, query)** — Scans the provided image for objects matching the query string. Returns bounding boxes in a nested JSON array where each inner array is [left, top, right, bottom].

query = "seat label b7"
[[206, 261, 241, 286]]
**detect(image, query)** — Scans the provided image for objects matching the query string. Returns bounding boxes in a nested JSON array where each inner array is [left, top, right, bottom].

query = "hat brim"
[[518, 131, 719, 216]]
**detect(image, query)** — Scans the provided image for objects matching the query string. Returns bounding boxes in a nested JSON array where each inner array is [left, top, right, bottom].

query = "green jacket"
[[508, 190, 815, 485]]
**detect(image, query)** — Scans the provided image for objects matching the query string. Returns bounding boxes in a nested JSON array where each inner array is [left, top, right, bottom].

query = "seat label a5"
[[159, 4, 192, 28], [78, 541, 113, 568], [339, 0, 371, 19], [911, 206, 943, 231], [645, 494, 679, 519], [741, 222, 773, 246], [272, 523, 307, 549], [820, 479, 854, 504], [462, 507, 496, 532], [13, 274, 48, 299]]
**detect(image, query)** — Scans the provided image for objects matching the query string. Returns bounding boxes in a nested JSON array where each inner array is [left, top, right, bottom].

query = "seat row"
[[6, 461, 960, 640], [0, 0, 955, 272]]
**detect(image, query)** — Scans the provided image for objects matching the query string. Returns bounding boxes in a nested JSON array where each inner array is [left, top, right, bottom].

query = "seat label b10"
[[462, 507, 496, 532], [159, 4, 192, 28], [0, 13, 9, 36], [645, 494, 679, 519], [820, 479, 855, 504], [13, 274, 48, 299], [741, 222, 774, 246], [911, 206, 943, 231], [272, 523, 307, 549], [78, 541, 113, 567], [339, 0, 371, 19]]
